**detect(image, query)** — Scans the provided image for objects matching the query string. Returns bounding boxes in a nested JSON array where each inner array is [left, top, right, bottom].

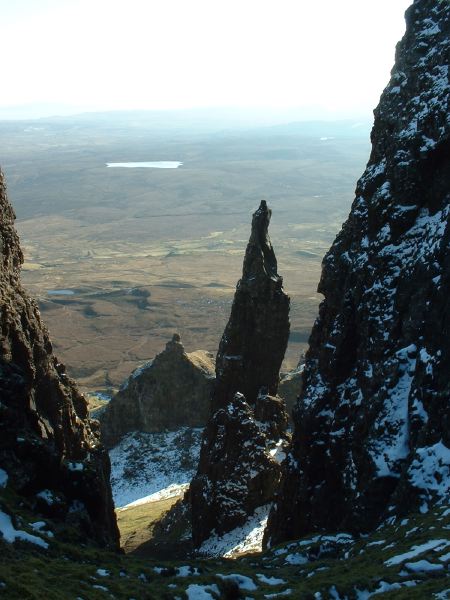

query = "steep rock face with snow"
[[190, 201, 290, 547], [190, 392, 288, 547], [213, 200, 290, 411], [0, 170, 119, 547], [100, 333, 214, 448], [267, 0, 450, 545]]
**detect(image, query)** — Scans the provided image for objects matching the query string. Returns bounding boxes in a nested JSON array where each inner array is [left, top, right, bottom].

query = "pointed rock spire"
[[214, 200, 290, 411], [190, 202, 290, 548]]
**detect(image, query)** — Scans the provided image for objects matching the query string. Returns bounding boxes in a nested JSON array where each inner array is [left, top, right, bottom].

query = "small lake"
[[47, 289, 75, 296], [106, 161, 183, 169]]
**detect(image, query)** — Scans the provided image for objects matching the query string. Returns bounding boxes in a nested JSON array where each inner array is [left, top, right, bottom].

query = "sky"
[[0, 0, 412, 119]]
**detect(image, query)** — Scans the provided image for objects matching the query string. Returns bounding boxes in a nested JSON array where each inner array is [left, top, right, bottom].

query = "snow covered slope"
[[109, 428, 202, 508]]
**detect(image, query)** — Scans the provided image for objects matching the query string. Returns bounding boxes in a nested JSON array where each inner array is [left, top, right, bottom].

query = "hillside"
[[0, 488, 448, 598], [0, 117, 370, 391]]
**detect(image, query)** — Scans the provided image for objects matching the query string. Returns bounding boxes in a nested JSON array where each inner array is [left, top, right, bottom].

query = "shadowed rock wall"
[[267, 0, 450, 546], [0, 170, 119, 547]]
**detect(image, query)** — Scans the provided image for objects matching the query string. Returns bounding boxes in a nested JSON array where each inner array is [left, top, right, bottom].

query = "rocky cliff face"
[[100, 334, 214, 448], [267, 0, 450, 546], [190, 201, 290, 547], [0, 170, 119, 547]]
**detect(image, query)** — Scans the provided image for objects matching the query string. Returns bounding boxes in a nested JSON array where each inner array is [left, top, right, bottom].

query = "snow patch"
[[0, 510, 48, 549], [404, 559, 444, 572], [408, 441, 450, 502], [68, 462, 84, 472], [197, 504, 270, 558], [217, 573, 257, 591], [36, 489, 55, 505], [256, 574, 286, 585], [368, 345, 416, 478], [385, 539, 449, 566], [185, 583, 220, 599], [118, 483, 189, 510], [96, 569, 109, 577], [284, 552, 309, 565], [269, 439, 287, 464]]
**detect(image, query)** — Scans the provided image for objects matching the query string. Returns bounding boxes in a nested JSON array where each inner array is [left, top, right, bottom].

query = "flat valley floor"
[[0, 116, 370, 392]]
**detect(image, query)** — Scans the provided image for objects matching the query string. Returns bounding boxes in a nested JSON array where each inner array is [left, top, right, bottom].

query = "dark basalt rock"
[[100, 333, 215, 448], [0, 170, 119, 548], [254, 392, 289, 440], [190, 392, 283, 547], [213, 200, 290, 411], [266, 0, 450, 547], [190, 201, 290, 547]]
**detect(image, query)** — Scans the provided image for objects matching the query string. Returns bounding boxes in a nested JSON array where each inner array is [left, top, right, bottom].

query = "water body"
[[106, 161, 183, 169], [47, 289, 75, 296]]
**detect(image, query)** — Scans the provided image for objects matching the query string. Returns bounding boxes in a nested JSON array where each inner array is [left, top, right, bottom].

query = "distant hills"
[[0, 104, 372, 137]]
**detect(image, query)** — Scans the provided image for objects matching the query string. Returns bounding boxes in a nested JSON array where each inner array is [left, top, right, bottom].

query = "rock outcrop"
[[267, 0, 450, 546], [190, 201, 290, 547], [213, 200, 290, 411], [0, 170, 119, 547], [190, 392, 286, 548], [100, 334, 214, 448]]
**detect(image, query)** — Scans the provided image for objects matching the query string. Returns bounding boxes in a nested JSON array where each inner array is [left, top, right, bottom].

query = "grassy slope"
[[0, 481, 448, 599], [117, 495, 182, 554]]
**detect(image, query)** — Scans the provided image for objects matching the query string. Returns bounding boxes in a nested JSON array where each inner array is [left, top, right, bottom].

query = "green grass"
[[117, 494, 182, 554], [1, 481, 448, 599]]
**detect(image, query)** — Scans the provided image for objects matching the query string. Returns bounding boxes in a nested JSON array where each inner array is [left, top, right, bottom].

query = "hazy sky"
[[1, 0, 411, 118]]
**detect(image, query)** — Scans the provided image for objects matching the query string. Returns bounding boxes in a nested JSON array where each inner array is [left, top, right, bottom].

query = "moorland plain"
[[0, 114, 370, 393]]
